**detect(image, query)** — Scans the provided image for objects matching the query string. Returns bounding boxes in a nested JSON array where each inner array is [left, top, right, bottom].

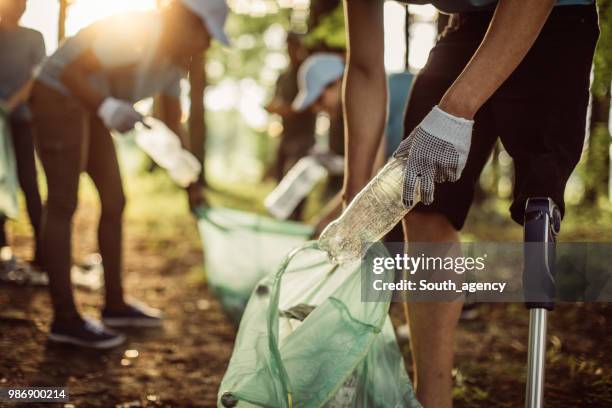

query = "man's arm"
[[61, 49, 144, 132], [265, 98, 296, 117], [60, 48, 107, 111], [265, 73, 298, 118], [439, 0, 555, 119], [342, 0, 387, 205], [157, 93, 189, 149], [158, 92, 206, 208], [6, 80, 34, 112]]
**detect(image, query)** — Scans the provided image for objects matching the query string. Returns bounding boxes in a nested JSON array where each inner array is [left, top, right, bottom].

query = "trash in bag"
[[197, 206, 313, 323], [218, 242, 421, 408], [0, 109, 19, 219]]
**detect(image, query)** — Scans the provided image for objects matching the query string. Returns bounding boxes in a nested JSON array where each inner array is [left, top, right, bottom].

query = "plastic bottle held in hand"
[[319, 157, 419, 263], [134, 118, 201, 187]]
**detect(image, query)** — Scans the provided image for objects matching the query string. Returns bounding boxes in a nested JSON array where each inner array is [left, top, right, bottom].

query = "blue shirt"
[[38, 11, 183, 103], [385, 72, 414, 158], [0, 27, 46, 121]]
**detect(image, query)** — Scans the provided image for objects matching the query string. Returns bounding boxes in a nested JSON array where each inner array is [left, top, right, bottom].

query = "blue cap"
[[180, 0, 231, 46], [292, 53, 345, 112]]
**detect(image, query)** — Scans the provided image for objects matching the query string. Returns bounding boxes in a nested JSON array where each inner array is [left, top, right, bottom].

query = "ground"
[[0, 169, 611, 408]]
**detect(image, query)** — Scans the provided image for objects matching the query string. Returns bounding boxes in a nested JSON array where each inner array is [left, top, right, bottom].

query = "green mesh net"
[[218, 242, 421, 408], [0, 110, 19, 219], [197, 207, 314, 323]]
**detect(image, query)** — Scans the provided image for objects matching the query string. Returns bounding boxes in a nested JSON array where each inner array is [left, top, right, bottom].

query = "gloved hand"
[[97, 97, 142, 133], [393, 105, 473, 207]]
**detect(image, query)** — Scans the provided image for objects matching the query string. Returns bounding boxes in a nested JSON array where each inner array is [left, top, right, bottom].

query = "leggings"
[[0, 119, 42, 264], [30, 82, 126, 323]]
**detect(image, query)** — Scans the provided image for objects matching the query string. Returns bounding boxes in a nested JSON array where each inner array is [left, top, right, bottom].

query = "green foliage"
[[206, 11, 291, 84], [593, 0, 612, 98], [304, 3, 346, 51], [581, 1, 612, 203], [583, 123, 611, 203]]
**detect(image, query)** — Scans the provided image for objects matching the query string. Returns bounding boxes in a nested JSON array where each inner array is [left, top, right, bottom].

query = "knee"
[[46, 193, 78, 219], [404, 210, 458, 242], [100, 191, 126, 220]]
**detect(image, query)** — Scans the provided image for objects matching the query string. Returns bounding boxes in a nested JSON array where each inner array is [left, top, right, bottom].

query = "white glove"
[[97, 97, 142, 133], [393, 106, 473, 207]]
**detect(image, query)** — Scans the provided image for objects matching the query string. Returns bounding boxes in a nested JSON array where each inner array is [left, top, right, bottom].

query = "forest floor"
[[0, 168, 611, 408]]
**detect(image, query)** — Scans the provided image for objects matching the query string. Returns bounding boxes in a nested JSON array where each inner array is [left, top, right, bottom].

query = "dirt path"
[[0, 200, 236, 407], [1, 199, 610, 407]]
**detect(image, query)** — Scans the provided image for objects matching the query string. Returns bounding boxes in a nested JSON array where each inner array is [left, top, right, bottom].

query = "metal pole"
[[525, 309, 547, 408]]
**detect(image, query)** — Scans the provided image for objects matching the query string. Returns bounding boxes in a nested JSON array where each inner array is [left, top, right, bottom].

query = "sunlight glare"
[[65, 0, 157, 36]]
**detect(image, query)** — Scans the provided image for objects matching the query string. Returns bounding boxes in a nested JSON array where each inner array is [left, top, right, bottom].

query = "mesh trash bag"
[[218, 242, 421, 408], [0, 110, 19, 219], [197, 207, 314, 323]]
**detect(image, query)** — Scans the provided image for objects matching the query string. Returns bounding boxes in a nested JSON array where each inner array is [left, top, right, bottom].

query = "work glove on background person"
[[98, 97, 143, 133], [393, 105, 473, 207]]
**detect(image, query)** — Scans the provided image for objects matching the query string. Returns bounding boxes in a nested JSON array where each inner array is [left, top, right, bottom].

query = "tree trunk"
[[189, 54, 207, 187], [58, 0, 68, 42], [584, 86, 611, 204]]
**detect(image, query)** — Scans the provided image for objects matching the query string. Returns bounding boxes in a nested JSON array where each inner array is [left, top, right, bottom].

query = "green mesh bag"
[[197, 207, 314, 323], [218, 242, 421, 408], [0, 109, 19, 219]]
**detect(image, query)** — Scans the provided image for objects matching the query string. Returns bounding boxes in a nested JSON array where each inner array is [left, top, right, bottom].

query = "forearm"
[[6, 80, 34, 112], [159, 94, 189, 150], [60, 69, 105, 111], [343, 68, 387, 195], [266, 99, 295, 117], [342, 0, 386, 200], [439, 0, 555, 119]]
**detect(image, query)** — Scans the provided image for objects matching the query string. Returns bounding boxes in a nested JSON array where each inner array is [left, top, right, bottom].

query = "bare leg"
[[403, 211, 462, 408]]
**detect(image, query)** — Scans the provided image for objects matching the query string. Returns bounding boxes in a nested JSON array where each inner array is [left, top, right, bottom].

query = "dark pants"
[[403, 5, 599, 229], [0, 119, 43, 264], [30, 82, 126, 323]]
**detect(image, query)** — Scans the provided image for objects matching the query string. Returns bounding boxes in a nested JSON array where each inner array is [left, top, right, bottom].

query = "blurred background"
[[0, 0, 610, 407]]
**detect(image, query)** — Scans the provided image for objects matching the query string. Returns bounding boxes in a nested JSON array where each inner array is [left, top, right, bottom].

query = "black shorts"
[[402, 5, 599, 230]]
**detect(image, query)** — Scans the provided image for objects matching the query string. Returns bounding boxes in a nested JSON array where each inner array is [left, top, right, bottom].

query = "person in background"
[[343, 0, 598, 406], [0, 0, 45, 282], [265, 33, 317, 220], [292, 54, 414, 236], [292, 53, 348, 221], [30, 0, 230, 349]]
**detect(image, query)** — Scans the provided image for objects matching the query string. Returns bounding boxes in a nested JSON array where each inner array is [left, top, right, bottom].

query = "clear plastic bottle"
[[134, 118, 202, 187], [265, 156, 327, 220], [319, 157, 419, 263]]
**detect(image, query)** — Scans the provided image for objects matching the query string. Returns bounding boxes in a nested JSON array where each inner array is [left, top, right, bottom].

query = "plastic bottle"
[[319, 157, 419, 264], [134, 118, 202, 187], [265, 156, 328, 220]]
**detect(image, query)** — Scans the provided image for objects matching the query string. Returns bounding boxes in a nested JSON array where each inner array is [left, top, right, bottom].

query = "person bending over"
[[30, 0, 230, 349], [342, 0, 598, 406]]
